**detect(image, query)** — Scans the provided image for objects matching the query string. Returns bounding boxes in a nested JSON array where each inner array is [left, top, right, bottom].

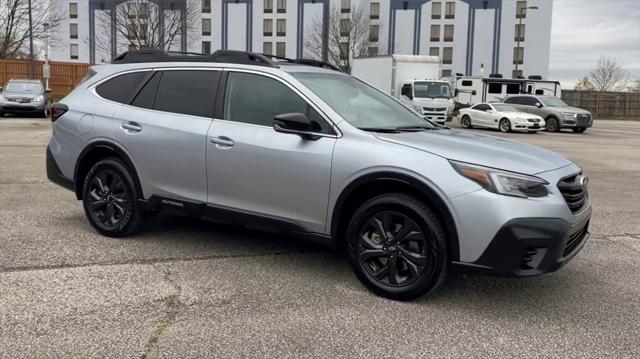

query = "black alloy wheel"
[[546, 116, 560, 132], [347, 193, 448, 300]]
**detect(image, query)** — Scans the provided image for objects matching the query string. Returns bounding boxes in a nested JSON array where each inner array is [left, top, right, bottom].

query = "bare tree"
[[0, 0, 62, 58], [588, 56, 629, 92], [95, 0, 201, 56], [303, 4, 379, 73], [574, 76, 594, 91], [627, 78, 640, 93]]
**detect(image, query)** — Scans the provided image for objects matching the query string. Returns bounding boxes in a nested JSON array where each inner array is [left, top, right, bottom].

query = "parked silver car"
[[46, 50, 591, 300], [503, 95, 592, 133], [0, 79, 51, 117]]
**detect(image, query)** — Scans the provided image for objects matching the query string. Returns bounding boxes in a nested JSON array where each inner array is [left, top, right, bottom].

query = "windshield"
[[414, 81, 451, 99], [4, 82, 42, 93], [292, 73, 434, 130], [540, 97, 568, 107], [492, 104, 518, 112]]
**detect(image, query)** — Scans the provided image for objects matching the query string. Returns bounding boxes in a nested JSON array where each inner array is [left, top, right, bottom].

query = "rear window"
[[96, 71, 149, 104]]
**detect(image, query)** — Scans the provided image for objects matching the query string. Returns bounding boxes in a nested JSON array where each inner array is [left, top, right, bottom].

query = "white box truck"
[[351, 54, 455, 124]]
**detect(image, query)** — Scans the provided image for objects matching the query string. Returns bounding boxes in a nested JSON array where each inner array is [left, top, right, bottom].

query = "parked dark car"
[[0, 79, 51, 117]]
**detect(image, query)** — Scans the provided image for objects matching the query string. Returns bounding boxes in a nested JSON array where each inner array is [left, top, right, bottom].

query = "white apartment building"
[[50, 0, 553, 78]]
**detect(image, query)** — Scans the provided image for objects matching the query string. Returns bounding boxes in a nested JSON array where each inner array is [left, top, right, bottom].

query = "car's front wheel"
[[546, 116, 560, 132], [499, 118, 511, 133], [82, 158, 147, 237], [346, 193, 449, 301], [460, 115, 472, 129]]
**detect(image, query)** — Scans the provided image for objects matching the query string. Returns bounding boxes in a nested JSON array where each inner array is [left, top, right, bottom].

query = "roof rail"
[[111, 49, 342, 72]]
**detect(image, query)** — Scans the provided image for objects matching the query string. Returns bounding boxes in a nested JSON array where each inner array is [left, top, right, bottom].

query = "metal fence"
[[0, 59, 91, 98], [562, 90, 640, 118]]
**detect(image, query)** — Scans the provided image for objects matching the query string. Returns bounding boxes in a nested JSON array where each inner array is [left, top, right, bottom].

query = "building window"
[[431, 2, 441, 19], [202, 41, 211, 54], [443, 47, 452, 64], [430, 25, 440, 41], [264, 0, 273, 13], [128, 3, 148, 19], [263, 42, 273, 55], [429, 47, 439, 57], [341, 0, 351, 13], [445, 2, 455, 19], [513, 47, 524, 64], [368, 47, 378, 56], [128, 23, 148, 40], [263, 19, 273, 36], [277, 0, 286, 13], [369, 25, 379, 42], [442, 69, 452, 77], [69, 23, 78, 39], [69, 2, 78, 18], [339, 42, 349, 60], [276, 19, 286, 36], [513, 70, 523, 78], [276, 42, 286, 57], [370, 2, 380, 20], [515, 24, 525, 42], [202, 0, 211, 13], [516, 1, 527, 18], [202, 18, 211, 36], [340, 19, 349, 36], [443, 25, 454, 42], [70, 44, 79, 59]]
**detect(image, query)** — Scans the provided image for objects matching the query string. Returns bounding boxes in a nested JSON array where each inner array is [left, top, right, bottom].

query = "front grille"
[[527, 118, 540, 123], [563, 222, 589, 257], [8, 97, 31, 103], [576, 114, 591, 121], [576, 113, 591, 126], [557, 173, 588, 213], [423, 107, 446, 112]]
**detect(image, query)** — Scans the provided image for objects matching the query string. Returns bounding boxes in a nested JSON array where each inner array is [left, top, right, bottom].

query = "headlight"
[[33, 95, 44, 102], [450, 161, 549, 198], [562, 112, 576, 118]]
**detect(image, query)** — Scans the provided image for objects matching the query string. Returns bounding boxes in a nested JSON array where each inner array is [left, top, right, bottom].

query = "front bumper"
[[453, 211, 590, 276], [0, 101, 45, 114], [561, 115, 593, 128], [513, 121, 545, 131]]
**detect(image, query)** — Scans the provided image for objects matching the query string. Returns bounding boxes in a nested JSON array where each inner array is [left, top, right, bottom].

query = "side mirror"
[[273, 113, 322, 140], [471, 90, 477, 95], [535, 102, 543, 108]]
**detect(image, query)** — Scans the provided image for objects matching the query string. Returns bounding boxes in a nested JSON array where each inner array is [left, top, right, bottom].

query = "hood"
[[374, 129, 571, 175], [2, 92, 39, 99], [552, 106, 590, 114]]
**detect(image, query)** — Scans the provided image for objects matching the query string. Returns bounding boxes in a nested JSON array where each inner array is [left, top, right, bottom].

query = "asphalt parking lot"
[[1, 117, 639, 358]]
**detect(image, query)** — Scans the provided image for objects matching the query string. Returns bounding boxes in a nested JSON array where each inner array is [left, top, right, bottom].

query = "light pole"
[[43, 23, 50, 90], [28, 0, 35, 78], [514, 5, 538, 77]]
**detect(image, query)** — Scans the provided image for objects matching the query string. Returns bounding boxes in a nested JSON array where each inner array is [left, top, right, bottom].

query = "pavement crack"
[[139, 266, 184, 359]]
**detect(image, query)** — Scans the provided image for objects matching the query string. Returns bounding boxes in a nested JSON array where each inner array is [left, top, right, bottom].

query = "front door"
[[206, 71, 337, 233]]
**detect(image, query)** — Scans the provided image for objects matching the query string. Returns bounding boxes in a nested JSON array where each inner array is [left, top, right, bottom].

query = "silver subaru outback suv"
[[47, 50, 591, 300]]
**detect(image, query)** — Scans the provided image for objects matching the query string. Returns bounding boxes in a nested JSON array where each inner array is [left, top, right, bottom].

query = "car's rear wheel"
[[546, 116, 560, 132], [461, 115, 472, 129], [499, 118, 511, 133], [346, 193, 448, 301], [82, 158, 147, 237], [572, 127, 587, 133]]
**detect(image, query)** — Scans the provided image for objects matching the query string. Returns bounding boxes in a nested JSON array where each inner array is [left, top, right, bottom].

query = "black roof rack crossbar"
[[112, 49, 213, 64], [260, 53, 341, 71]]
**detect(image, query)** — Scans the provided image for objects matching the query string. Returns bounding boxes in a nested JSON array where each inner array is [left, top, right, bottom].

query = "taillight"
[[51, 103, 68, 123]]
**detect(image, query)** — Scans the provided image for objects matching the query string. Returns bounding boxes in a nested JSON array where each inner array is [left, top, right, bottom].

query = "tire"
[[82, 158, 147, 237], [499, 118, 511, 133], [572, 127, 587, 133], [546, 116, 560, 132], [346, 193, 449, 301], [460, 115, 472, 129]]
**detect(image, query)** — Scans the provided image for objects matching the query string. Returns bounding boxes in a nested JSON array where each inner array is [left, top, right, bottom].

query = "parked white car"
[[459, 103, 545, 133]]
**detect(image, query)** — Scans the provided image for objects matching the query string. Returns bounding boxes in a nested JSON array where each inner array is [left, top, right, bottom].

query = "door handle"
[[121, 122, 142, 132], [210, 136, 235, 147]]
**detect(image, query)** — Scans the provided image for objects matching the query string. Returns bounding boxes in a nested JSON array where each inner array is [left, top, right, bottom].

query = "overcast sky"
[[549, 0, 640, 88]]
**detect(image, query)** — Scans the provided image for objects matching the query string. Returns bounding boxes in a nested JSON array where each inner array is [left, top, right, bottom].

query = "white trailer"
[[454, 75, 562, 107], [351, 54, 455, 124]]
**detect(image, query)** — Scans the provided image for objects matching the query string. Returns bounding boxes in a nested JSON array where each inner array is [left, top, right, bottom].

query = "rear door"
[[113, 69, 220, 202], [205, 71, 337, 233]]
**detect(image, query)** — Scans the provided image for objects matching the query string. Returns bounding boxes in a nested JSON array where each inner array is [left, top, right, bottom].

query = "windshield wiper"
[[358, 127, 403, 133], [394, 125, 439, 131]]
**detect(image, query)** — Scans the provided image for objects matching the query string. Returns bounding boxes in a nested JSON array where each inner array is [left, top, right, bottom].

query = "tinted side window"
[[524, 97, 539, 106], [131, 72, 161, 109], [154, 70, 219, 117], [504, 97, 520, 104], [488, 83, 502, 94], [224, 72, 333, 134], [472, 104, 489, 111], [506, 83, 520, 94], [96, 71, 149, 104], [461, 80, 473, 87]]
